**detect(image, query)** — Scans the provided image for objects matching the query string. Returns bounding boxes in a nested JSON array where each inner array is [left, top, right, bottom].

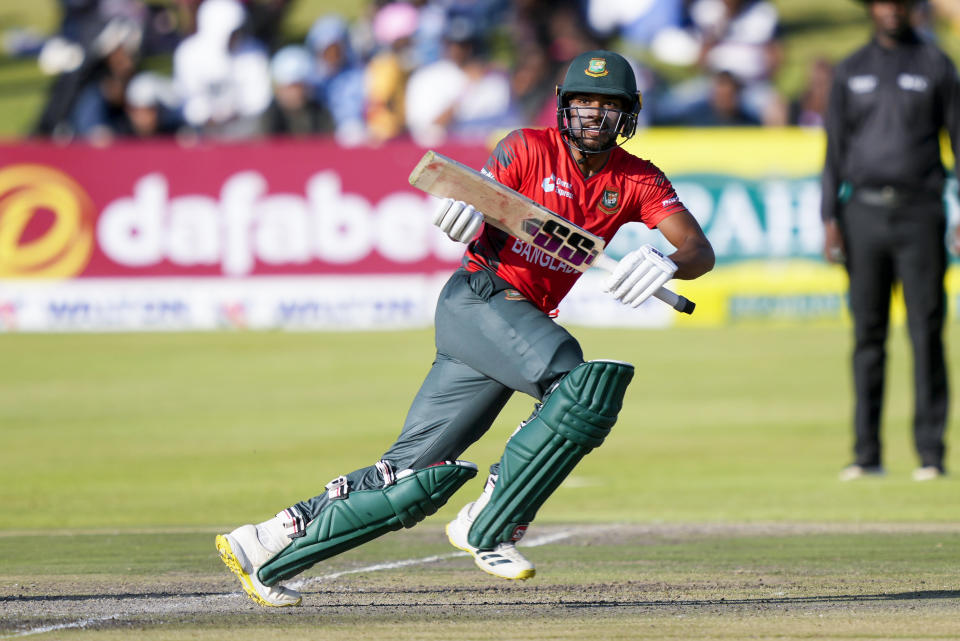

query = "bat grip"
[[592, 253, 696, 315]]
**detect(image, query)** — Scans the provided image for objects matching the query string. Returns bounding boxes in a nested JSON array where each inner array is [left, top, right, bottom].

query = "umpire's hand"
[[823, 220, 845, 264]]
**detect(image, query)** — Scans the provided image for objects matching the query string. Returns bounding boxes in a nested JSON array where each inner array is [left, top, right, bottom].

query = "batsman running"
[[216, 50, 715, 607]]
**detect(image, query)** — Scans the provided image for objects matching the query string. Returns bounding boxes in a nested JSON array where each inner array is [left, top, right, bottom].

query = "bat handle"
[[592, 253, 696, 315]]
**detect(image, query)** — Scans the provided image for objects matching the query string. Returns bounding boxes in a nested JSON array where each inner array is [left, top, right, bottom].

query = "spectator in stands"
[[262, 45, 333, 136], [365, 2, 420, 142], [656, 70, 760, 126], [306, 15, 367, 145], [408, 0, 447, 67], [51, 0, 102, 51], [245, 0, 294, 52], [542, 2, 604, 63], [121, 71, 185, 138], [173, 0, 272, 139], [52, 16, 143, 143], [788, 57, 832, 128], [139, 1, 186, 56], [585, 0, 686, 48], [33, 4, 146, 140], [72, 17, 142, 136], [443, 0, 512, 45], [404, 15, 516, 145], [652, 0, 783, 124], [509, 42, 559, 127]]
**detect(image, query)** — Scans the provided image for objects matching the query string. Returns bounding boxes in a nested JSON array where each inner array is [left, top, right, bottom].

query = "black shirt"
[[821, 31, 960, 222]]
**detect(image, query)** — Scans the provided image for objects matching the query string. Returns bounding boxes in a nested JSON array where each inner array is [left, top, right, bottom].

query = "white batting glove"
[[432, 197, 484, 243], [603, 244, 678, 308]]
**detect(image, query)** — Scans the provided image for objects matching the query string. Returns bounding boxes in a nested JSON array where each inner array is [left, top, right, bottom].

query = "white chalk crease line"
[[2, 526, 599, 638], [1, 615, 120, 639], [290, 527, 579, 589]]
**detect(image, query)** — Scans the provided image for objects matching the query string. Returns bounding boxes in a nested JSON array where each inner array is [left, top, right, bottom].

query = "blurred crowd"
[[15, 0, 949, 145]]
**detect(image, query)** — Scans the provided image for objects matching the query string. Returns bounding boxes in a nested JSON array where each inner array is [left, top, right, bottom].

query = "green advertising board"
[[615, 128, 959, 325]]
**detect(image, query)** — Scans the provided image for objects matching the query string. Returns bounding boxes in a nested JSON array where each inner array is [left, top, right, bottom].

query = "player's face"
[[566, 93, 626, 151]]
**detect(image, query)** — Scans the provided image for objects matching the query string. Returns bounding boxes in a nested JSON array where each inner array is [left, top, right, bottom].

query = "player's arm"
[[604, 210, 712, 309], [656, 209, 714, 280], [821, 65, 848, 263]]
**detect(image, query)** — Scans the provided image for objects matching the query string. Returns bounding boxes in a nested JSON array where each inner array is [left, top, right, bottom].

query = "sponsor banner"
[[0, 273, 679, 332], [616, 129, 959, 265], [1, 131, 958, 331], [0, 140, 487, 280], [0, 276, 448, 332]]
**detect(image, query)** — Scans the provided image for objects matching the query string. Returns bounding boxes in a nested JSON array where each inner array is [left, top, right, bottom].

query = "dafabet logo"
[[0, 164, 95, 278]]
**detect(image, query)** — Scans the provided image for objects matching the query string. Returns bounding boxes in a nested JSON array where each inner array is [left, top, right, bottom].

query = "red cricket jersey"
[[463, 127, 687, 312]]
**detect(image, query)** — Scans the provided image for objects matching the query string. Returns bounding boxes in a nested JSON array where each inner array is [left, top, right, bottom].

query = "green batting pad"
[[258, 461, 477, 585], [468, 360, 634, 550]]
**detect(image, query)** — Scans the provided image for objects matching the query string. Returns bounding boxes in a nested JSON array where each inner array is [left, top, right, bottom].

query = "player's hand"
[[603, 244, 678, 308], [432, 198, 484, 243]]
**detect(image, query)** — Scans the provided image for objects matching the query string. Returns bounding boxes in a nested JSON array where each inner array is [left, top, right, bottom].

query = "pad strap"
[[375, 460, 396, 487], [325, 475, 349, 500]]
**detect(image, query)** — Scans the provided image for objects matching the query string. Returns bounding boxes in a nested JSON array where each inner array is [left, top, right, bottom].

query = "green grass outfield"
[[1, 325, 959, 639], [2, 325, 957, 529]]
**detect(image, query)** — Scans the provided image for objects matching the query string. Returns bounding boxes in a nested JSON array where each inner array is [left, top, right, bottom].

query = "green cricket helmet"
[[556, 50, 643, 154]]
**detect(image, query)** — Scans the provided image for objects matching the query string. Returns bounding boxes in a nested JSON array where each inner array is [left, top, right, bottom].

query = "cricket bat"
[[408, 151, 695, 315]]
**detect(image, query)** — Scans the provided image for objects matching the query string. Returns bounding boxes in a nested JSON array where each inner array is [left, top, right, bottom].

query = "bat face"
[[409, 151, 605, 272]]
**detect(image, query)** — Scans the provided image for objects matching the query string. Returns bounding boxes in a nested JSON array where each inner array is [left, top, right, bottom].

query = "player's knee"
[[532, 338, 584, 399]]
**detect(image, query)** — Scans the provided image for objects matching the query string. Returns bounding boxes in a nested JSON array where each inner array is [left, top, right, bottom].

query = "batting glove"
[[433, 198, 484, 243], [603, 244, 678, 308]]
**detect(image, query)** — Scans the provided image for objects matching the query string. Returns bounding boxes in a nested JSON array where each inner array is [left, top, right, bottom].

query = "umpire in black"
[[822, 0, 960, 481]]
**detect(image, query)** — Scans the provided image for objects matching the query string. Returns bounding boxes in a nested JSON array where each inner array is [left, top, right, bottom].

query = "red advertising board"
[[0, 139, 491, 279]]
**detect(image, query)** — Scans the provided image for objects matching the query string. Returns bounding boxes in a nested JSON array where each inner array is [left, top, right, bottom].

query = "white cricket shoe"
[[446, 502, 535, 580], [912, 466, 944, 482], [838, 464, 885, 482], [216, 524, 302, 607]]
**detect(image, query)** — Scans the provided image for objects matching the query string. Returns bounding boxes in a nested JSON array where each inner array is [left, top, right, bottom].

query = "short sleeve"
[[481, 129, 529, 190], [636, 168, 687, 229]]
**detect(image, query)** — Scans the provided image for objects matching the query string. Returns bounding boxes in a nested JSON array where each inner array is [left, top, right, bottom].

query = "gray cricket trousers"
[[295, 267, 584, 519]]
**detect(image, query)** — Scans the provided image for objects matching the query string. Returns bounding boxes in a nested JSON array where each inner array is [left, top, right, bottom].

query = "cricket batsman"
[[216, 49, 715, 607]]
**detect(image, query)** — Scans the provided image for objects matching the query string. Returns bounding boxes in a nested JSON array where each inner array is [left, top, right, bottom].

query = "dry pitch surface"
[[3, 523, 959, 640]]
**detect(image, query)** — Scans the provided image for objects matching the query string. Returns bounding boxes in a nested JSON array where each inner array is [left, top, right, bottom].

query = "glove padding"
[[433, 198, 484, 243], [603, 244, 678, 308]]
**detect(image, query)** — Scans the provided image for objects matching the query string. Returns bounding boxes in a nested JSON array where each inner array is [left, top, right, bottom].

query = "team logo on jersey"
[[598, 187, 620, 214], [585, 58, 608, 78], [504, 289, 526, 301]]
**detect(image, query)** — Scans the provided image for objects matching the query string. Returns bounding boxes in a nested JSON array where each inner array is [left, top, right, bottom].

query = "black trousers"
[[295, 267, 584, 519], [839, 193, 949, 469]]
